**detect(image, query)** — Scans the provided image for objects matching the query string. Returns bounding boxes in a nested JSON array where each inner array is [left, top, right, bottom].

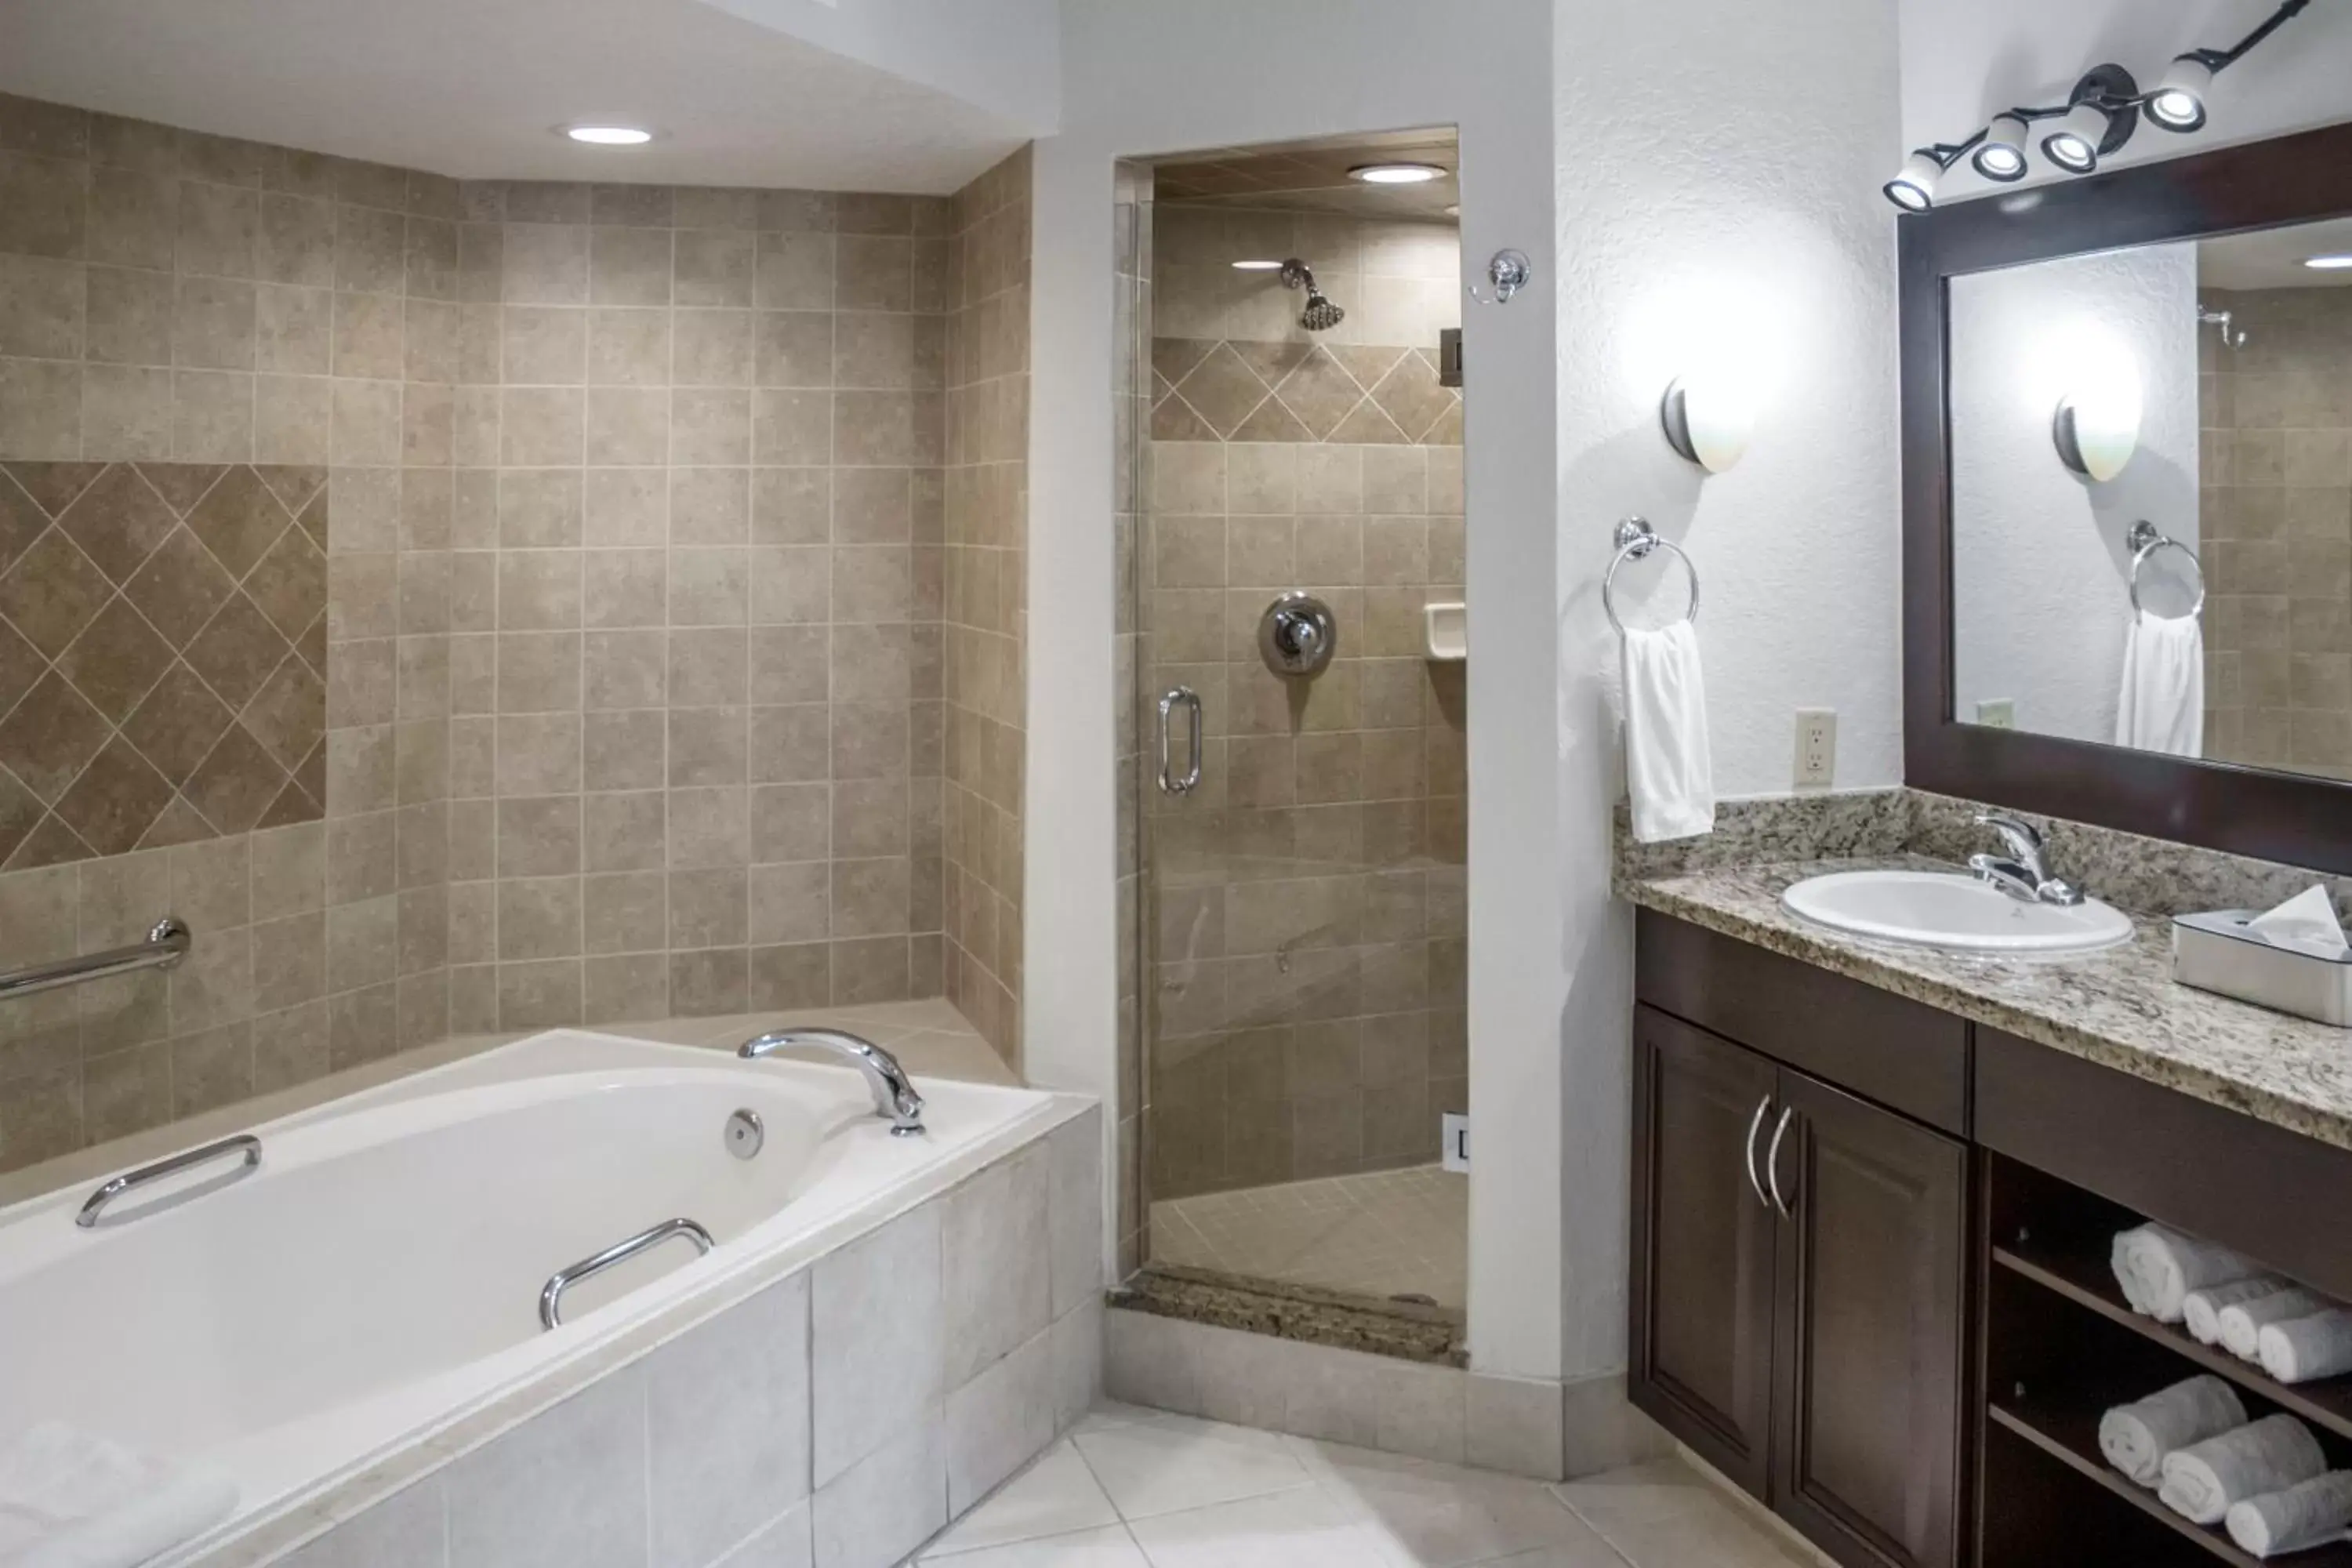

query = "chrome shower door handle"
[[1157, 686, 1202, 795]]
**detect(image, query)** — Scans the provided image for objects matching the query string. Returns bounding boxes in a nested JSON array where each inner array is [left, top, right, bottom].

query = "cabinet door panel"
[[1773, 1071, 1966, 1568], [1631, 1005, 1779, 1497]]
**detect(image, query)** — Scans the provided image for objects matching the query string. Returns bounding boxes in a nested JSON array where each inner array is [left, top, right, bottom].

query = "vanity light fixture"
[[1348, 162, 1447, 185], [2305, 254, 2352, 271], [1971, 114, 2031, 183], [564, 125, 652, 145], [1883, 0, 2309, 212]]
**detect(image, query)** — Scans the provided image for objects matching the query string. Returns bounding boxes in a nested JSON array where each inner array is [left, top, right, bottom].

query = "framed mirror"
[[1904, 119, 2352, 873]]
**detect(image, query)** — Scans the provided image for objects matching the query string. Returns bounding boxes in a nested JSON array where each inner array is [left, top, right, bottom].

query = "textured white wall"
[[1899, 0, 2352, 205], [1550, 0, 1903, 1381], [1950, 245, 2201, 743]]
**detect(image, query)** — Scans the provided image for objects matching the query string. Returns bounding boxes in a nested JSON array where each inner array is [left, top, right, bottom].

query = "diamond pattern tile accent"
[[0, 530, 111, 659], [0, 461, 326, 865], [54, 597, 172, 723], [187, 467, 296, 581], [1270, 347, 1365, 441], [1142, 340, 1462, 448], [1169, 343, 1272, 439], [57, 465, 180, 584], [1330, 397, 1409, 445], [124, 528, 238, 648], [1369, 358, 1457, 443]]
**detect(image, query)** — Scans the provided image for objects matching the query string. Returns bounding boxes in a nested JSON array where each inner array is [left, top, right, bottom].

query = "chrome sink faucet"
[[1969, 812, 2084, 907], [739, 1028, 926, 1135]]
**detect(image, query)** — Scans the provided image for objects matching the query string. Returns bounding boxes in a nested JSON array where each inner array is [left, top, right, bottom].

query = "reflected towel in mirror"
[[2115, 610, 2204, 758]]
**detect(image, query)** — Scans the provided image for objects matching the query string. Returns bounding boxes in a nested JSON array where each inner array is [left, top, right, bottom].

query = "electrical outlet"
[[1441, 1113, 1470, 1173], [1976, 698, 2016, 729], [1795, 709, 1836, 789]]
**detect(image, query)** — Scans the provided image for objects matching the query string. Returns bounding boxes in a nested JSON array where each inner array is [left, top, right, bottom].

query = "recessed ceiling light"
[[564, 125, 652, 146], [1348, 162, 1447, 185], [2305, 254, 2352, 270], [1231, 259, 1283, 270]]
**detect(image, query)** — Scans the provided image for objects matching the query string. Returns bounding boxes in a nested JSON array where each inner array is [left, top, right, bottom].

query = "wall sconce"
[[2052, 368, 2142, 483], [1661, 371, 1757, 474]]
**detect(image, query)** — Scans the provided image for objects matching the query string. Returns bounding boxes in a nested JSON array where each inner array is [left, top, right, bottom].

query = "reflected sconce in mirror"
[[2051, 368, 2142, 483], [1660, 372, 1756, 474]]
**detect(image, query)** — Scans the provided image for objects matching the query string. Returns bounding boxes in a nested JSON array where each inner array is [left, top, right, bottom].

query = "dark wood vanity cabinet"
[[1632, 914, 1969, 1568]]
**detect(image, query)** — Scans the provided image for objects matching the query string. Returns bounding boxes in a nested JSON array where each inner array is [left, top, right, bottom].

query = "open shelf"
[[1989, 1394, 2352, 1568], [1994, 1240, 2352, 1443]]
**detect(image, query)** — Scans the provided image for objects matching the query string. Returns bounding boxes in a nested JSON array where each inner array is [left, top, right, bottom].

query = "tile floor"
[[1149, 1167, 1468, 1309], [916, 1403, 1813, 1568]]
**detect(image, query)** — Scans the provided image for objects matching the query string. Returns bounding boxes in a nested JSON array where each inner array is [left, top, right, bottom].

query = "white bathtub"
[[0, 1030, 1073, 1561]]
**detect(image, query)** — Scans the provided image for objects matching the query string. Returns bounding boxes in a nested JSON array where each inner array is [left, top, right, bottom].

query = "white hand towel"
[[2226, 1290, 2335, 1363], [1621, 621, 1714, 844], [2262, 1310, 2352, 1385], [2188, 1277, 2297, 1347], [2114, 1223, 2256, 1323], [0, 1421, 237, 1568], [2227, 1472, 2352, 1559], [2099, 1374, 2249, 1487], [2161, 1415, 2329, 1524], [2115, 608, 2205, 758]]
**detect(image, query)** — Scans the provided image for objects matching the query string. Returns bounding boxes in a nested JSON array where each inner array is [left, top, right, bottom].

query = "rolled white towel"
[[2227, 1472, 2352, 1559], [0, 1421, 238, 1568], [2159, 1415, 2329, 1525], [2262, 1310, 2352, 1385], [2188, 1278, 2296, 1348], [2099, 1374, 2249, 1487], [2225, 1289, 2335, 1362], [2116, 1223, 2257, 1323]]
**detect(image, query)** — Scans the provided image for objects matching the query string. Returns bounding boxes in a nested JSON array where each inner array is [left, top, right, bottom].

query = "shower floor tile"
[[1149, 1164, 1468, 1310]]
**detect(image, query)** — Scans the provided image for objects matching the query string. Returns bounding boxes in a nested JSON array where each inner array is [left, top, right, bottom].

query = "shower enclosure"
[[1123, 132, 1471, 1323]]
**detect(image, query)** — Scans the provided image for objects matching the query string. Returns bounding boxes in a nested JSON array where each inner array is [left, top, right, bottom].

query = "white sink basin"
[[1780, 869, 2134, 956]]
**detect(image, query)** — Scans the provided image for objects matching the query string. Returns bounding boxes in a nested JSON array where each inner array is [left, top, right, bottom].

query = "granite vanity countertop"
[[1618, 854, 2352, 1156]]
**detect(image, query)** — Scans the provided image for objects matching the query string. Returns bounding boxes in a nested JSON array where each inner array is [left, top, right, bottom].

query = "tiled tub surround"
[[2198, 285, 2352, 776], [942, 147, 1031, 1068], [441, 175, 957, 1036], [1615, 788, 2352, 1156], [0, 85, 1033, 1171], [0, 1033, 1106, 1568], [1142, 202, 1467, 1214]]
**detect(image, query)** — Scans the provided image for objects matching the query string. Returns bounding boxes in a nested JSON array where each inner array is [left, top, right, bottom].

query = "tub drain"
[[724, 1108, 764, 1159]]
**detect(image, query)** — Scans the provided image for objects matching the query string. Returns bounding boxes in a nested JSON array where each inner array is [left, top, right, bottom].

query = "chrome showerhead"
[[1279, 258, 1346, 332]]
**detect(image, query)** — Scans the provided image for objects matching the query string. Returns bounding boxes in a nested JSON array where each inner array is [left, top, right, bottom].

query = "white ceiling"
[[2201, 216, 2352, 290], [0, 0, 1034, 191]]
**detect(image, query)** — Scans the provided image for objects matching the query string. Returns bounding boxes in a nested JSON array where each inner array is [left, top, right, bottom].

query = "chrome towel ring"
[[2126, 520, 2205, 620], [1603, 517, 1700, 636]]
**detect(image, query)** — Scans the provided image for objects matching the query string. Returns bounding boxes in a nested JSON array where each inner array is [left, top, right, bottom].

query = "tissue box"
[[2173, 910, 2352, 1027]]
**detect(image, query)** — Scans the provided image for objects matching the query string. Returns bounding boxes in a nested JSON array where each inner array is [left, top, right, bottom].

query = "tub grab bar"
[[76, 1132, 260, 1229], [539, 1218, 714, 1330], [3, 916, 189, 1004]]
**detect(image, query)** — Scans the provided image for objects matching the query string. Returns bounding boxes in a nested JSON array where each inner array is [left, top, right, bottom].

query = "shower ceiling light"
[[1231, 259, 1284, 270], [564, 125, 652, 145], [1883, 0, 2308, 212], [2304, 255, 2352, 270], [1348, 162, 1447, 184]]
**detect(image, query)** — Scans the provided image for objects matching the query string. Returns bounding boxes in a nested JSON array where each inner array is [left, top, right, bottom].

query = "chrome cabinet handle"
[[77, 1132, 259, 1229], [1157, 686, 1202, 795], [539, 1217, 714, 1330], [1743, 1097, 1772, 1210], [1765, 1109, 1795, 1218]]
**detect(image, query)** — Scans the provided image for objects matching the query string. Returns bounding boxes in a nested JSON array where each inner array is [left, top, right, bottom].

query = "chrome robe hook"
[[1467, 249, 1530, 305]]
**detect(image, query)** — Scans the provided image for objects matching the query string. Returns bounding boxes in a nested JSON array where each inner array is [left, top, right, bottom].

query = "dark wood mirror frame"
[[1903, 118, 2352, 874]]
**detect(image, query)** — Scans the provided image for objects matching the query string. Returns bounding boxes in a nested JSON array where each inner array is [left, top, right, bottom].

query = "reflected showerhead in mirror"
[[1278, 259, 1346, 332]]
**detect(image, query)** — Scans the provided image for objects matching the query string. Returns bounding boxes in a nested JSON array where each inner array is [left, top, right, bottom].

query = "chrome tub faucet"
[[739, 1028, 926, 1136]]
